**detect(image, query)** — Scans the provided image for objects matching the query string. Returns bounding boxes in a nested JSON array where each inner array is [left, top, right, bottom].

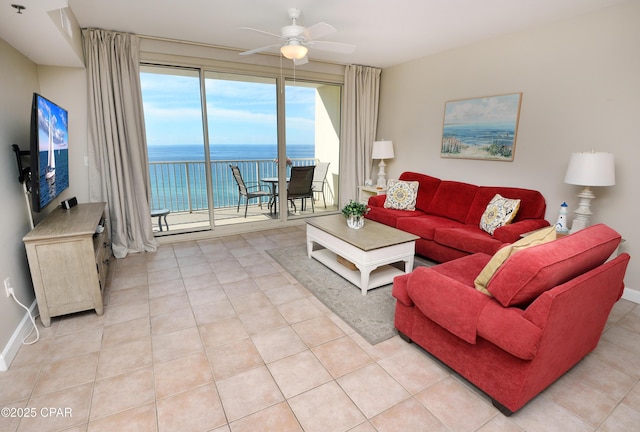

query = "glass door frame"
[[141, 57, 344, 233]]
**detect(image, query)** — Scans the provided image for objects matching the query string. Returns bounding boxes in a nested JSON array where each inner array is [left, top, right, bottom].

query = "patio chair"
[[229, 164, 271, 217], [287, 165, 315, 213], [312, 161, 330, 208]]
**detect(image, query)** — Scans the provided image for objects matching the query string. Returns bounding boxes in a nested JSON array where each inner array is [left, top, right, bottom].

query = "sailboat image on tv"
[[44, 101, 56, 182]]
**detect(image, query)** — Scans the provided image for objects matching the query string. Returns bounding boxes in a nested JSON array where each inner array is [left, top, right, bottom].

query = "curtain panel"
[[339, 65, 382, 208], [83, 29, 157, 258]]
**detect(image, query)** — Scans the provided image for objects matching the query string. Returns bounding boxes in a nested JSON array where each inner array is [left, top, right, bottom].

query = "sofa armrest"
[[406, 267, 491, 343], [367, 194, 386, 207], [477, 302, 542, 360], [392, 273, 413, 306], [493, 219, 550, 243]]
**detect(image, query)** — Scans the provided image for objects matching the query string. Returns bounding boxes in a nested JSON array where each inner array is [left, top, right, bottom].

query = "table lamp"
[[564, 151, 615, 233], [372, 140, 394, 188]]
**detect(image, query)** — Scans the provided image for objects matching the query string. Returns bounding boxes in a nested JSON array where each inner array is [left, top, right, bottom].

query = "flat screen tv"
[[29, 93, 69, 212]]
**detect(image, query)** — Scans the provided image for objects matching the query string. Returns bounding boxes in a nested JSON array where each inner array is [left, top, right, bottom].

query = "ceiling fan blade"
[[293, 56, 309, 66], [308, 40, 356, 54], [240, 27, 282, 39], [239, 44, 281, 56], [303, 22, 336, 41]]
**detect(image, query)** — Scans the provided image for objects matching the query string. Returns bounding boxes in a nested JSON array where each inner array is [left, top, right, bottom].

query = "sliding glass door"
[[140, 66, 212, 233], [285, 79, 341, 218], [140, 65, 342, 234], [203, 72, 279, 224]]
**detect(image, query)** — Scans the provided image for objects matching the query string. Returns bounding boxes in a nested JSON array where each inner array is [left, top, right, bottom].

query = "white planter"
[[346, 215, 365, 229]]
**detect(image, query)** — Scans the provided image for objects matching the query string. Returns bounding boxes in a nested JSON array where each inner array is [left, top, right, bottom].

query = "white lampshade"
[[372, 140, 395, 160], [564, 152, 615, 186], [280, 41, 308, 60]]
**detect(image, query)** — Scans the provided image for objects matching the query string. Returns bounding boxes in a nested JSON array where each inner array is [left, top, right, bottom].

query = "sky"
[[140, 71, 316, 146], [37, 95, 68, 151], [444, 93, 521, 125]]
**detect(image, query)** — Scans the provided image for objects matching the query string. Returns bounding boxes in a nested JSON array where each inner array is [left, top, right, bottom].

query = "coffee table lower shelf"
[[310, 248, 406, 293]]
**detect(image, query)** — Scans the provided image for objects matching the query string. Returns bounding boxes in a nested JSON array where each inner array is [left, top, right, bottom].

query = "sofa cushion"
[[384, 180, 419, 210], [397, 215, 465, 241], [479, 194, 520, 235], [427, 181, 479, 223], [430, 252, 492, 286], [366, 206, 426, 227], [474, 226, 557, 295], [488, 224, 621, 307], [433, 226, 505, 256], [398, 172, 441, 212], [466, 187, 547, 226]]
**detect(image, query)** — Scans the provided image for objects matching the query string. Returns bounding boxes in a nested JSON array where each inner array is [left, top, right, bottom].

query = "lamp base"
[[376, 159, 387, 189], [569, 186, 594, 233]]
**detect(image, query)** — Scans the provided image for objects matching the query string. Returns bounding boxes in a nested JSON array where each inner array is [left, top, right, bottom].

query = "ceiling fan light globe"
[[280, 42, 308, 60]]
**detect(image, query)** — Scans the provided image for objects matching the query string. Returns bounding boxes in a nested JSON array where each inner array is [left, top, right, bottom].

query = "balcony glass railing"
[[148, 158, 317, 213]]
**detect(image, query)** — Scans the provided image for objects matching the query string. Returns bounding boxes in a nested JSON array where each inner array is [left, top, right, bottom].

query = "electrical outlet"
[[4, 277, 13, 298]]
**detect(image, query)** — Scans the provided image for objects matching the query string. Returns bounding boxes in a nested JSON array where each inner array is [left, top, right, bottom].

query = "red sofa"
[[366, 172, 550, 262], [392, 224, 630, 414]]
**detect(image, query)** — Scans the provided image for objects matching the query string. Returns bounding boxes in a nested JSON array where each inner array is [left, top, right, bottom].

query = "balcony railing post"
[[185, 162, 193, 213]]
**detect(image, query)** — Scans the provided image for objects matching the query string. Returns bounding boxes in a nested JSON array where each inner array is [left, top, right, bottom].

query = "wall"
[[0, 39, 40, 370], [376, 1, 639, 296], [36, 65, 89, 212], [315, 85, 342, 206], [0, 40, 88, 370]]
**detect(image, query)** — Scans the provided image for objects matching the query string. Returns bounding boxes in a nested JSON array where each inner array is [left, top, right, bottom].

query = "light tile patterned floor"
[[2, 225, 640, 431]]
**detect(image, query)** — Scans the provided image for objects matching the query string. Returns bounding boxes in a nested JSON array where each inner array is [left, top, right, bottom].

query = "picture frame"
[[441, 93, 522, 161]]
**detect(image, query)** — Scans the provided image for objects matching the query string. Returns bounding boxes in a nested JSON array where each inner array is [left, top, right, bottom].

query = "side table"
[[358, 185, 387, 205], [151, 208, 170, 231]]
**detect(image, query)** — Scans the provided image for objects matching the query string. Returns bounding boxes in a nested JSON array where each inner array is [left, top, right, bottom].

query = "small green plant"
[[341, 200, 369, 218]]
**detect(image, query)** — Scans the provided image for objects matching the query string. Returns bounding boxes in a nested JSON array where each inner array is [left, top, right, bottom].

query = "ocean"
[[442, 121, 516, 147], [147, 144, 315, 162]]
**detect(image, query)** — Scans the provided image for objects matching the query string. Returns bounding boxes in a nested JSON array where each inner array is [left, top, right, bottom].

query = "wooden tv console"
[[23, 202, 111, 327]]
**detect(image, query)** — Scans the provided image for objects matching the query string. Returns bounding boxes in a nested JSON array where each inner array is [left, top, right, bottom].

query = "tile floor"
[[2, 225, 640, 432]]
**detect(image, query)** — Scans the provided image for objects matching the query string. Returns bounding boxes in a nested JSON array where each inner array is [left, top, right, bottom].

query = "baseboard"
[[0, 300, 38, 372], [622, 287, 640, 304]]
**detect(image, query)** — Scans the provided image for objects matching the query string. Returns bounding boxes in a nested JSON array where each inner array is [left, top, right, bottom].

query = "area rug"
[[267, 245, 433, 345]]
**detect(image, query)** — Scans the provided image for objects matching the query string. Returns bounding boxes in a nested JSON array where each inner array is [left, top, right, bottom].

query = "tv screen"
[[30, 93, 69, 212]]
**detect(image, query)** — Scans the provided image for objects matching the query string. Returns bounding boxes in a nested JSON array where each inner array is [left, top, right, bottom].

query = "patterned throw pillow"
[[384, 180, 419, 210], [479, 194, 521, 235]]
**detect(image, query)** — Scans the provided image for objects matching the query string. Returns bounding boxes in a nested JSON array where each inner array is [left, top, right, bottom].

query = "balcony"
[[148, 158, 337, 231]]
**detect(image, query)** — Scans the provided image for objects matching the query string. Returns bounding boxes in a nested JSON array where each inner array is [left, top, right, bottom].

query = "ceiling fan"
[[239, 8, 356, 65]]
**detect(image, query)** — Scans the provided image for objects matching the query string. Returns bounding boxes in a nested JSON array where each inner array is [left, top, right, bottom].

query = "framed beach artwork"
[[441, 93, 522, 161]]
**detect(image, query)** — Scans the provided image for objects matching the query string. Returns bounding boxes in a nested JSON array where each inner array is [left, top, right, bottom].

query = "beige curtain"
[[83, 29, 157, 258], [339, 65, 382, 207]]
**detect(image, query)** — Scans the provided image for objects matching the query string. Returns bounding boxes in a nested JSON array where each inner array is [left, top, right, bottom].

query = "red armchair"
[[392, 224, 630, 414]]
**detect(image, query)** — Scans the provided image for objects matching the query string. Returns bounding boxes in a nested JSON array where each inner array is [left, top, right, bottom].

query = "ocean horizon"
[[443, 121, 516, 147], [147, 144, 316, 212], [148, 143, 314, 162]]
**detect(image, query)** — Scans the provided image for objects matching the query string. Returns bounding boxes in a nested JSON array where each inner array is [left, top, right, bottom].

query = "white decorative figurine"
[[555, 202, 569, 233]]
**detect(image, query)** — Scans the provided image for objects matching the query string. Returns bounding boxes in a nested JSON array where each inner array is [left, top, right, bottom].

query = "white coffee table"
[[306, 214, 418, 295]]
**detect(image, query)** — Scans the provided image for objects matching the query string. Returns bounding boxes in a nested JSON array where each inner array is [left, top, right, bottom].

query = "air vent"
[[60, 9, 72, 38]]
